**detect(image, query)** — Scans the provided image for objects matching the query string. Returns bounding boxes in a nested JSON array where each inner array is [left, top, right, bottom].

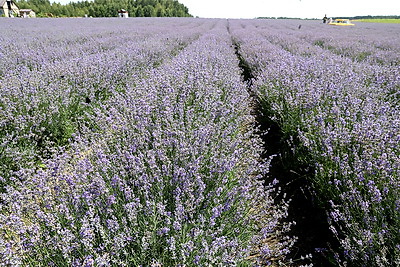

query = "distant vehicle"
[[328, 19, 355, 26]]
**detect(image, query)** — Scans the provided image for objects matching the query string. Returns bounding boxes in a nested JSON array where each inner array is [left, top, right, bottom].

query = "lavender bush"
[[229, 19, 400, 266], [0, 18, 207, 188], [0, 18, 293, 266]]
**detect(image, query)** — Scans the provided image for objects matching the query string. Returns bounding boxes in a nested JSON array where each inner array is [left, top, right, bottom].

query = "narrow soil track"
[[231, 32, 339, 266]]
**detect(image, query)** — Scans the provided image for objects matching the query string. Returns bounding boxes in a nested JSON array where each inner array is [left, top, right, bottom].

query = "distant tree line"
[[347, 15, 400, 20], [15, 0, 192, 17]]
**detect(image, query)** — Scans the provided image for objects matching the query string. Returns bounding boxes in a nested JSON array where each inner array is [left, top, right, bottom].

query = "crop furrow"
[[229, 20, 338, 266]]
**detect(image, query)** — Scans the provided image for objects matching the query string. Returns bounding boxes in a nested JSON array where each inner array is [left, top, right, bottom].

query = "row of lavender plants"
[[1, 18, 294, 265], [230, 19, 400, 266], [0, 18, 211, 190]]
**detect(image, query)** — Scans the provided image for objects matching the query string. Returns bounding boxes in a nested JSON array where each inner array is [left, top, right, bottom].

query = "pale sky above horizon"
[[52, 0, 400, 19]]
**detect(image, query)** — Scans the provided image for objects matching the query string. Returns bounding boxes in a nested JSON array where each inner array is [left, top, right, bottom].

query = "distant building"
[[20, 9, 35, 18], [118, 9, 129, 18], [0, 0, 19, 17]]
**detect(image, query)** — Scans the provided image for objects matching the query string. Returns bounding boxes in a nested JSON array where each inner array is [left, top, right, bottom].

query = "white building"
[[0, 0, 19, 17], [118, 9, 129, 18], [20, 9, 35, 18]]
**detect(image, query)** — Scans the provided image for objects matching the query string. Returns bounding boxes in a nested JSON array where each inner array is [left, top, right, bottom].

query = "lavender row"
[[1, 19, 292, 266], [0, 18, 212, 74], [246, 19, 400, 66], [0, 18, 214, 186], [230, 19, 400, 266]]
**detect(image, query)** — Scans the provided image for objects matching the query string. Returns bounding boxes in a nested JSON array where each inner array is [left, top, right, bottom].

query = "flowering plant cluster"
[[0, 18, 293, 266], [0, 18, 206, 187], [229, 19, 400, 266]]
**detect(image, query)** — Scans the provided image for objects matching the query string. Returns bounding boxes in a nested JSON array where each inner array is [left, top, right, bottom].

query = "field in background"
[[356, 18, 400, 23]]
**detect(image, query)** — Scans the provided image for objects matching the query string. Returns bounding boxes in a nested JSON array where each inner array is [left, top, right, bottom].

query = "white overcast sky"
[[52, 0, 400, 19]]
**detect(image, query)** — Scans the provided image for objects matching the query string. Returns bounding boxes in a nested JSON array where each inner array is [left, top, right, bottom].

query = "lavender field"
[[0, 18, 399, 266]]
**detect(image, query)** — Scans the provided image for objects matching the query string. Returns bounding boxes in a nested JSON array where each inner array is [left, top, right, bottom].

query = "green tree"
[[143, 5, 155, 17], [15, 0, 192, 17], [136, 6, 144, 17], [155, 3, 165, 17]]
